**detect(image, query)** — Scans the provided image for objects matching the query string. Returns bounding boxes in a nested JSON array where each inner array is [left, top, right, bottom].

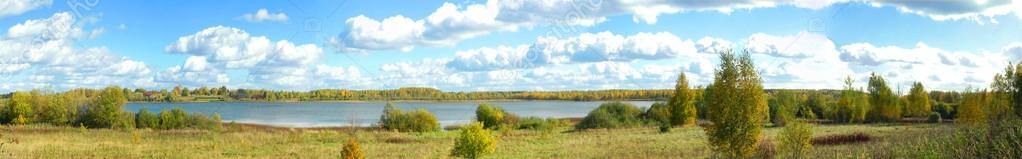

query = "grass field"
[[0, 123, 951, 158]]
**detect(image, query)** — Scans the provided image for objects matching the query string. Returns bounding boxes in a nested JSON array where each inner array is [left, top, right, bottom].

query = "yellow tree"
[[703, 49, 768, 158], [957, 89, 986, 125], [668, 72, 697, 126], [905, 82, 932, 117]]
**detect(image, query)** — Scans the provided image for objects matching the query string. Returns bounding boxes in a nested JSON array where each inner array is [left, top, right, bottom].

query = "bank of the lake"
[[125, 101, 657, 128]]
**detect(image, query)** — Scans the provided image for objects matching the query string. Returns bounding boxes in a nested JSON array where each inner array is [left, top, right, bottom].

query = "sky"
[[1, 0, 1021, 93]]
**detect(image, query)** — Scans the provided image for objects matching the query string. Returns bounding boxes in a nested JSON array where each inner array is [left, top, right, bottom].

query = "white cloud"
[[0, 12, 154, 92], [0, 0, 52, 18], [161, 26, 376, 90], [334, 0, 1022, 53], [334, 15, 425, 53], [869, 0, 1018, 24], [445, 31, 703, 72], [240, 9, 289, 23], [838, 42, 1005, 90]]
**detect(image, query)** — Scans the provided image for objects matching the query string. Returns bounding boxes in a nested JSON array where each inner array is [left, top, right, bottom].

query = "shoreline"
[[127, 99, 663, 104]]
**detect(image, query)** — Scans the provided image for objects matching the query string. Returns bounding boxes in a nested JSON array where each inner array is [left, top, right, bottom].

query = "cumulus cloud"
[[333, 0, 1022, 53], [869, 0, 1018, 24], [0, 12, 154, 92], [376, 30, 1019, 91], [838, 42, 1005, 90], [0, 0, 52, 18], [163, 26, 363, 89], [239, 9, 289, 23], [445, 31, 706, 72]]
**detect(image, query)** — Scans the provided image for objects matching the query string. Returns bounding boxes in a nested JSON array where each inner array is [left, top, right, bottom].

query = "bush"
[[341, 138, 365, 159], [450, 122, 496, 158], [158, 108, 188, 129], [135, 109, 160, 129], [575, 102, 644, 130], [476, 103, 517, 129], [83, 87, 127, 128], [778, 121, 813, 158], [644, 102, 671, 125], [113, 112, 136, 130], [379, 103, 440, 132], [515, 117, 562, 130], [928, 112, 942, 123]]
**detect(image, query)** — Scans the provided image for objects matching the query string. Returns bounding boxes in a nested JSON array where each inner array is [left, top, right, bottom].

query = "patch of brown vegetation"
[[811, 133, 872, 146]]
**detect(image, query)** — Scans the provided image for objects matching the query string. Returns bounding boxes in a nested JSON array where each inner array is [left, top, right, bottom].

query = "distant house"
[[143, 91, 161, 97]]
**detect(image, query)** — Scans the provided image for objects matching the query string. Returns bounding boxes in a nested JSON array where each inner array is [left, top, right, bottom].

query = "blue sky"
[[1, 0, 1021, 92]]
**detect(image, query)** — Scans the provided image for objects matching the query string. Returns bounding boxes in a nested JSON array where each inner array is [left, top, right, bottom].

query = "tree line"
[[0, 86, 221, 130]]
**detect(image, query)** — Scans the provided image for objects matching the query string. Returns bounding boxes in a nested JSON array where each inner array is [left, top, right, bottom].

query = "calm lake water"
[[125, 101, 657, 128]]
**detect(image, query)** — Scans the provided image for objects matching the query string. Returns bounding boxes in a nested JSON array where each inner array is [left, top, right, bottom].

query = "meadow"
[[0, 122, 947, 158]]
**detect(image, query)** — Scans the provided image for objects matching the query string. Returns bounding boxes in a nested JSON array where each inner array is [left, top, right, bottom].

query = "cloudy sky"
[[1, 0, 1020, 93]]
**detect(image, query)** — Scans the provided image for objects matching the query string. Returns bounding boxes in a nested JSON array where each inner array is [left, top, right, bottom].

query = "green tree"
[[341, 138, 365, 159], [41, 94, 72, 125], [804, 92, 833, 120], [83, 87, 127, 128], [991, 62, 1022, 119], [5, 92, 34, 124], [905, 82, 932, 117], [867, 73, 901, 122], [703, 49, 768, 158], [770, 91, 797, 126], [835, 76, 869, 123], [668, 72, 697, 126], [450, 122, 496, 159]]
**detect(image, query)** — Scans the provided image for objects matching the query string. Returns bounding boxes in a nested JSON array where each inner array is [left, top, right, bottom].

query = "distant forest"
[[0, 86, 962, 107]]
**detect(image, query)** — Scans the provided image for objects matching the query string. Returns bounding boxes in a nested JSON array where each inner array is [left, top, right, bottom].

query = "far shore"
[[127, 99, 663, 104]]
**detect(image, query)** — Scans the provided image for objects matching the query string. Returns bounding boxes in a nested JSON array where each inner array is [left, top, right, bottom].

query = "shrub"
[[778, 121, 813, 158], [113, 112, 136, 130], [575, 102, 644, 130], [83, 87, 127, 128], [135, 109, 160, 129], [379, 103, 440, 132], [927, 112, 941, 123], [476, 103, 517, 129], [450, 122, 496, 159], [703, 49, 768, 158], [405, 109, 440, 132], [644, 102, 671, 125], [515, 117, 562, 130], [341, 138, 365, 159], [158, 108, 189, 129]]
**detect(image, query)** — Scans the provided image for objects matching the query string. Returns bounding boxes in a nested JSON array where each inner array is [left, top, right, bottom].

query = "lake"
[[125, 101, 657, 128]]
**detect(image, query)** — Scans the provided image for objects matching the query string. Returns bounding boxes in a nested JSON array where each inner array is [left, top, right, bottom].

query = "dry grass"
[[0, 123, 943, 158]]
